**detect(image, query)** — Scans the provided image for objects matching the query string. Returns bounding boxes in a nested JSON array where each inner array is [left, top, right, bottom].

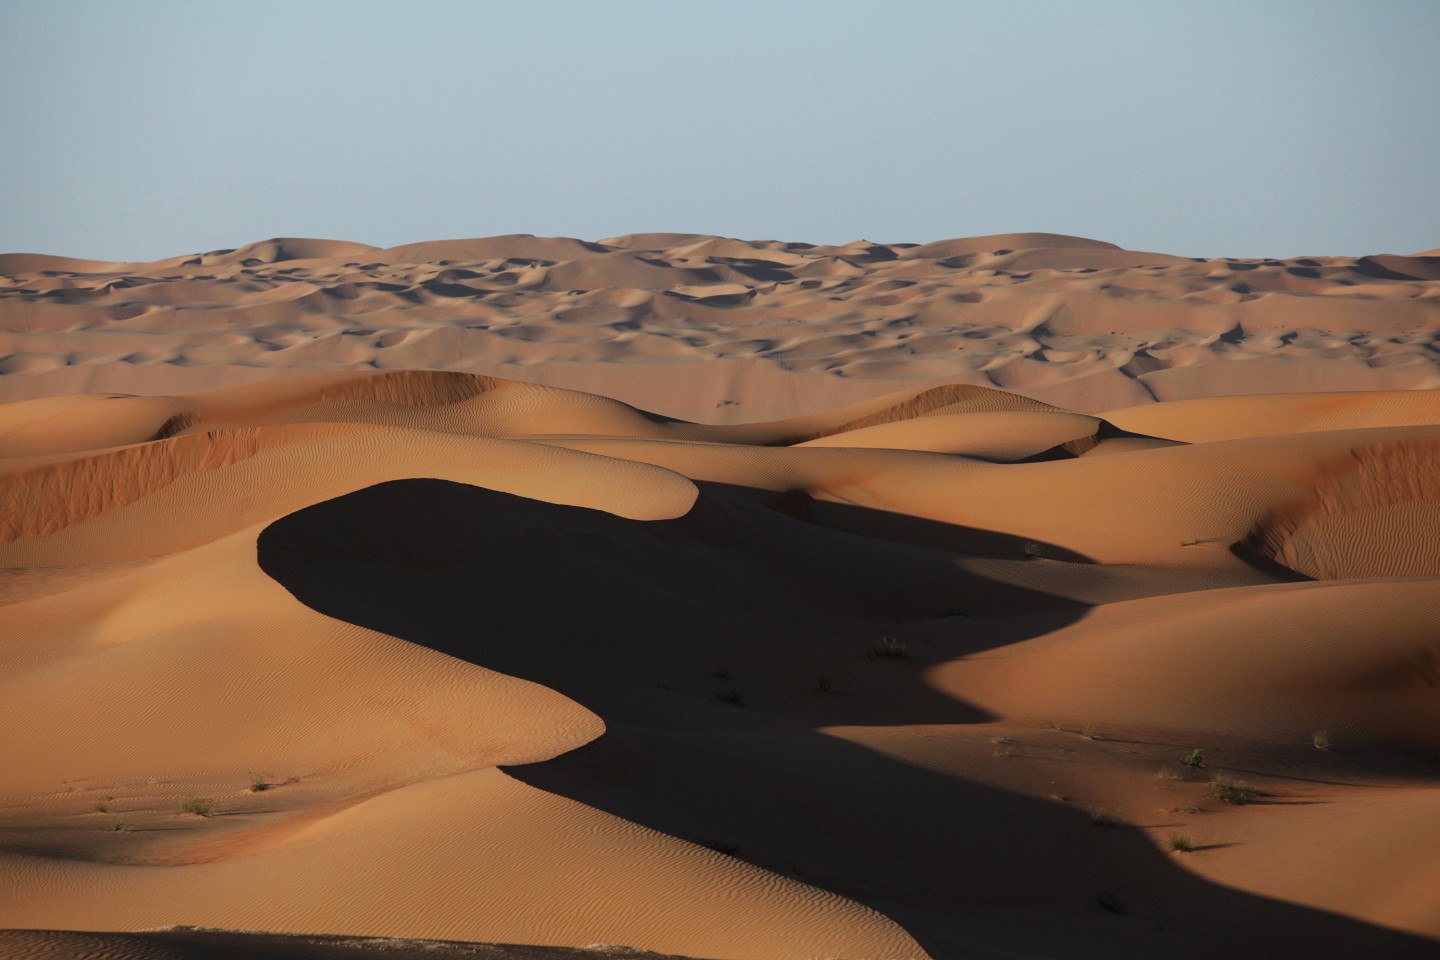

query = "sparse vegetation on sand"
[[1094, 890, 1126, 914], [712, 686, 746, 707], [1180, 748, 1206, 768], [1312, 729, 1332, 751], [179, 797, 215, 817], [1168, 833, 1195, 853], [1207, 775, 1258, 805], [1088, 807, 1121, 827], [868, 637, 907, 660]]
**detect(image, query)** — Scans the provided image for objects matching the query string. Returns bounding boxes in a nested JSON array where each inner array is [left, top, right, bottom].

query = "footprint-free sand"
[[2, 233, 1438, 959]]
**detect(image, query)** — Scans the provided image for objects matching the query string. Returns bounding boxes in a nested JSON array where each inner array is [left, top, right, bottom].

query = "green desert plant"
[[94, 799, 110, 814], [179, 797, 215, 817], [868, 637, 907, 660], [249, 772, 273, 792], [103, 818, 127, 832], [1312, 730, 1332, 751], [712, 686, 746, 708], [1180, 748, 1206, 769], [1207, 775, 1258, 805], [1023, 541, 1043, 560], [1167, 833, 1195, 853]]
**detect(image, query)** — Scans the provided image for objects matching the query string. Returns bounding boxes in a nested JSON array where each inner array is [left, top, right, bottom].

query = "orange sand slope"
[[0, 930, 714, 960], [1, 232, 1438, 417], [1, 368, 1439, 960]]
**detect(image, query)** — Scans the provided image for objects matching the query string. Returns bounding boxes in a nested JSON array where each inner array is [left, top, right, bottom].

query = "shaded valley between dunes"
[[2, 233, 1440, 959]]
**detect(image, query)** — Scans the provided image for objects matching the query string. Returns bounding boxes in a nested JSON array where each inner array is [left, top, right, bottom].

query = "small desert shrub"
[[1207, 776, 1257, 805], [249, 772, 272, 792], [1312, 730, 1332, 751], [1167, 833, 1195, 853], [713, 686, 746, 707], [1180, 748, 1206, 769], [103, 818, 127, 832], [1023, 541, 1043, 560], [868, 637, 907, 660], [1080, 724, 1103, 741], [94, 799, 110, 814], [179, 797, 215, 817], [813, 674, 834, 694], [1156, 765, 1182, 780], [1089, 807, 1121, 827], [1094, 890, 1126, 914]]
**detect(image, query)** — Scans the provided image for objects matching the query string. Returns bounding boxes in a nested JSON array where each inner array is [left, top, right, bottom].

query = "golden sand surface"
[[2, 234, 1438, 959]]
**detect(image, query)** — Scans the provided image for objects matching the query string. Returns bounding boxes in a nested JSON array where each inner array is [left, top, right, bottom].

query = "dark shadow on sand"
[[257, 478, 1438, 960]]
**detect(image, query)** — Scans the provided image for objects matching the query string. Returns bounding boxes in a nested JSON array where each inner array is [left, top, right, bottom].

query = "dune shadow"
[[742, 486, 1093, 566], [256, 478, 1438, 959], [258, 478, 1016, 726]]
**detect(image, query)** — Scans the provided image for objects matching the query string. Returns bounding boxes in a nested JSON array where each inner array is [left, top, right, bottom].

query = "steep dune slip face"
[[1246, 437, 1440, 579], [2, 237, 1440, 959]]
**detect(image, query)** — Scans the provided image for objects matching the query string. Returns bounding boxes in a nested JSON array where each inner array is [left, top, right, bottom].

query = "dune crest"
[[3, 235, 1440, 959], [2, 232, 1437, 418]]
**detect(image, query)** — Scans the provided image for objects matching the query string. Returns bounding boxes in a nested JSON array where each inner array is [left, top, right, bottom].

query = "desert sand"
[[1, 234, 1438, 960]]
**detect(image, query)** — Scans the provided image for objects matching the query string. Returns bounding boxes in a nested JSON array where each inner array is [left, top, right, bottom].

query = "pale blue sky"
[[2, 0, 1437, 260]]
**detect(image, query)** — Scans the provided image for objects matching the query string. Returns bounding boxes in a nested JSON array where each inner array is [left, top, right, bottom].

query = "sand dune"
[[0, 929, 716, 960], [2, 233, 1437, 418], [2, 235, 1439, 958]]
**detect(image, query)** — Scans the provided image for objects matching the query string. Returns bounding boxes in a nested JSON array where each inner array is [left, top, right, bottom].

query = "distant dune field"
[[2, 235, 1438, 960]]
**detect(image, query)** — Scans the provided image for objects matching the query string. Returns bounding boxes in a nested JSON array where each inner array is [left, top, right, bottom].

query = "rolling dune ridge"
[[2, 232, 1438, 417], [2, 235, 1438, 959]]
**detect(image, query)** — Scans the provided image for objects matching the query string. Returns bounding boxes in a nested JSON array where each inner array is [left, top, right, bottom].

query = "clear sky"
[[2, 0, 1437, 261]]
